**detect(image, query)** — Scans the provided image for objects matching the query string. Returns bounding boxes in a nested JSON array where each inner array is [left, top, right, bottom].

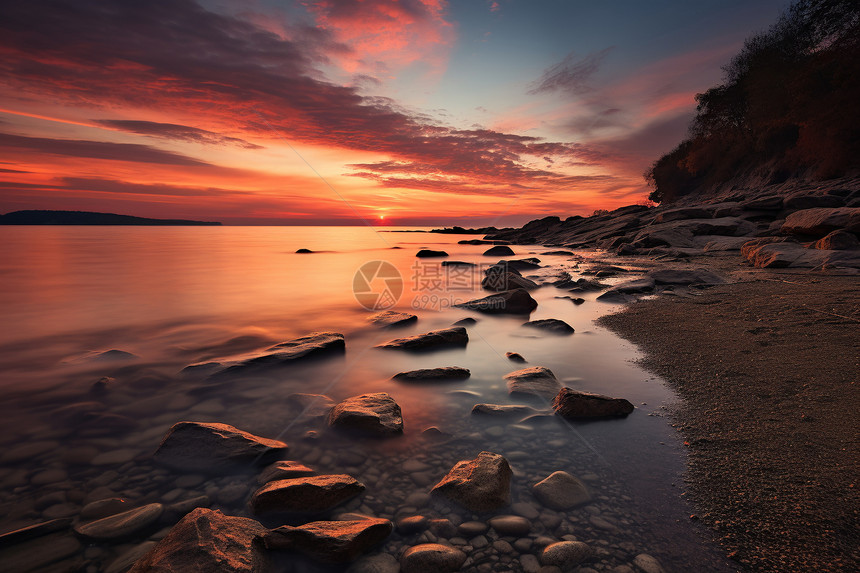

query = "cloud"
[[528, 48, 614, 96], [94, 120, 262, 149], [0, 132, 210, 166]]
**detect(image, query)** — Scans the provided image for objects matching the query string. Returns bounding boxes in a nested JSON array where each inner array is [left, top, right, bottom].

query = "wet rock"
[[814, 229, 859, 250], [782, 207, 860, 237], [505, 351, 527, 362], [647, 268, 726, 285], [496, 258, 542, 271], [346, 553, 400, 573], [505, 367, 562, 400], [633, 553, 666, 573], [0, 531, 82, 573], [488, 515, 531, 536], [295, 248, 313, 253], [481, 270, 539, 291], [392, 367, 470, 382], [400, 543, 467, 573], [532, 471, 591, 510], [540, 540, 591, 568], [154, 421, 288, 474], [564, 278, 607, 292], [701, 236, 750, 252], [217, 332, 345, 376], [416, 249, 448, 258], [257, 461, 316, 484], [552, 387, 634, 419], [328, 393, 404, 436], [265, 518, 392, 563], [457, 521, 488, 537], [397, 515, 428, 534], [483, 245, 515, 256], [74, 503, 163, 540], [249, 475, 365, 515], [452, 317, 477, 326], [376, 327, 468, 351], [127, 508, 268, 573], [556, 295, 586, 304], [441, 260, 476, 267], [431, 451, 511, 512], [162, 496, 211, 523], [454, 288, 538, 315], [542, 250, 573, 255], [105, 541, 157, 573], [367, 310, 418, 328], [520, 553, 541, 573], [285, 393, 335, 420], [652, 207, 712, 222], [522, 319, 574, 335], [0, 518, 73, 546], [80, 498, 132, 520], [471, 403, 539, 417]]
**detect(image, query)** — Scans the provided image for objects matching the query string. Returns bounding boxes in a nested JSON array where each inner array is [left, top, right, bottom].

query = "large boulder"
[[552, 387, 634, 419], [249, 475, 365, 515], [376, 327, 468, 351], [328, 393, 404, 436], [781, 207, 860, 237], [264, 518, 392, 563], [74, 503, 163, 540], [532, 471, 591, 510], [216, 332, 345, 377], [127, 508, 269, 573], [153, 422, 288, 474], [454, 289, 538, 315], [400, 543, 467, 573], [430, 451, 511, 512], [392, 367, 470, 382], [505, 367, 562, 399]]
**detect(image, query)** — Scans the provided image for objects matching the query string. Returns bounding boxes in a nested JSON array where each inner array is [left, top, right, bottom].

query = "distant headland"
[[0, 210, 222, 226]]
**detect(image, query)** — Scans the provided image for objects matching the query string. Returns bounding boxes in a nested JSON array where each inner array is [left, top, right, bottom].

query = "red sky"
[[0, 0, 787, 225]]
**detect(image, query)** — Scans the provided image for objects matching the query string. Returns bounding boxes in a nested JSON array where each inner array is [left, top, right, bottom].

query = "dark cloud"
[[0, 167, 30, 173], [528, 48, 614, 96], [94, 120, 262, 149], [0, 132, 210, 166]]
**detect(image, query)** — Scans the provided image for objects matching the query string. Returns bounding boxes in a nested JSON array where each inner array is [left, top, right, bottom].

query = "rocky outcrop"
[[552, 387, 634, 419], [430, 451, 511, 512], [127, 508, 269, 573], [392, 367, 470, 382], [153, 422, 288, 474], [781, 207, 860, 237], [376, 327, 468, 351], [249, 475, 365, 515], [328, 393, 404, 436], [814, 230, 860, 250], [522, 318, 574, 334], [504, 367, 562, 399], [454, 289, 538, 315], [264, 518, 392, 563]]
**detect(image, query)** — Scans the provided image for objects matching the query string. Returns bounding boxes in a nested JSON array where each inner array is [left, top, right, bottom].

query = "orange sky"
[[0, 0, 786, 225]]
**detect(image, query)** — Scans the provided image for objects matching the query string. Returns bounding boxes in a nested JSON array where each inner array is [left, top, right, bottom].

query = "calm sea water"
[[0, 226, 735, 572]]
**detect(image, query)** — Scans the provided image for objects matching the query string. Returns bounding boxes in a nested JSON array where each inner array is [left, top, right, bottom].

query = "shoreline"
[[597, 266, 859, 572]]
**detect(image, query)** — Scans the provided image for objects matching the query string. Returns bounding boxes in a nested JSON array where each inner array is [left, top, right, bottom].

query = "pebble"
[[633, 553, 666, 573], [488, 515, 531, 536], [458, 521, 488, 537], [74, 503, 164, 540], [511, 501, 540, 519], [541, 541, 591, 568], [401, 543, 467, 573]]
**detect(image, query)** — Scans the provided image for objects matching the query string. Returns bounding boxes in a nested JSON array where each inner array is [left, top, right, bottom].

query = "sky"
[[0, 0, 789, 226]]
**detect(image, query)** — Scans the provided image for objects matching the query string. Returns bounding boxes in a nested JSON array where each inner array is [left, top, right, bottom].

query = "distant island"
[[0, 210, 222, 226]]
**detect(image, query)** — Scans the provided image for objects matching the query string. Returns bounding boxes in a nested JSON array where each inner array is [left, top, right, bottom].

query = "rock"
[[416, 249, 448, 258], [0, 531, 82, 573], [80, 498, 131, 520], [495, 258, 542, 271], [430, 451, 511, 512], [454, 288, 538, 315], [783, 192, 844, 210], [162, 496, 211, 523], [179, 363, 222, 378], [250, 475, 365, 515], [441, 260, 476, 267], [471, 403, 538, 417], [564, 278, 607, 292], [347, 553, 400, 573], [74, 503, 164, 540], [483, 245, 515, 256], [376, 327, 468, 351], [105, 541, 158, 573], [285, 393, 335, 420], [532, 471, 591, 510], [520, 553, 541, 573], [609, 277, 655, 293], [647, 268, 726, 285], [505, 367, 562, 399], [701, 236, 750, 252], [127, 508, 268, 573], [741, 196, 784, 210], [488, 515, 531, 536], [400, 543, 467, 573], [217, 332, 345, 376], [633, 553, 666, 573], [154, 421, 288, 474], [505, 351, 527, 362], [396, 515, 428, 534], [91, 349, 137, 362], [0, 518, 73, 546], [296, 248, 314, 253], [265, 518, 392, 563], [257, 461, 316, 484], [541, 541, 591, 568], [457, 521, 488, 537], [522, 319, 574, 334], [744, 240, 860, 268], [452, 317, 477, 326], [814, 230, 859, 250], [552, 387, 634, 419], [328, 393, 404, 436], [367, 311, 418, 328], [392, 367, 470, 382], [481, 270, 539, 291], [542, 250, 573, 255], [652, 207, 712, 222], [781, 207, 860, 237]]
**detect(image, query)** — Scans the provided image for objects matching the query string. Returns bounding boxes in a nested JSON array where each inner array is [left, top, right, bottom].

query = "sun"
[[379, 215, 385, 220]]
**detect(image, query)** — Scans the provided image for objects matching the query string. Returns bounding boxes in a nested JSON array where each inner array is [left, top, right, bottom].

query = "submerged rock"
[[505, 367, 562, 400], [483, 245, 515, 256], [454, 288, 538, 315], [471, 403, 539, 417], [328, 393, 404, 436], [264, 518, 392, 563], [217, 332, 345, 376], [430, 451, 512, 512], [0, 530, 82, 573], [74, 503, 163, 540], [505, 351, 527, 362], [153, 421, 288, 474], [532, 471, 591, 510], [376, 326, 468, 351], [522, 318, 574, 334], [285, 393, 335, 421], [488, 515, 531, 536], [552, 387, 634, 419], [540, 540, 591, 568], [392, 367, 470, 382], [401, 543, 467, 573], [481, 270, 539, 291], [367, 310, 418, 328], [257, 461, 316, 484], [416, 249, 448, 258], [250, 475, 365, 515], [127, 508, 268, 573]]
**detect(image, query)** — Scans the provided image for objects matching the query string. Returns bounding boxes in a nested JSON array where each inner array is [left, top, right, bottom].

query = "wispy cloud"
[[94, 120, 262, 149], [528, 48, 614, 96]]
